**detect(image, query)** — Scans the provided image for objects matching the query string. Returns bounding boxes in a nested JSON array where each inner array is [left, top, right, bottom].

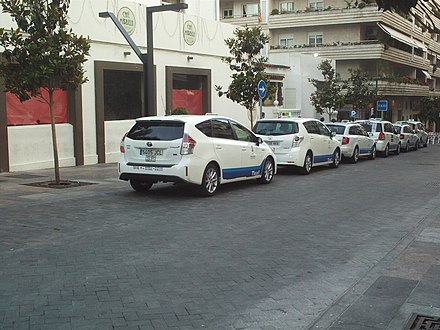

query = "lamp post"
[[99, 3, 188, 117]]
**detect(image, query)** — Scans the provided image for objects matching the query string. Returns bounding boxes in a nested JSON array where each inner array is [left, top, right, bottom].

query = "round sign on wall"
[[117, 7, 136, 36], [183, 20, 197, 46]]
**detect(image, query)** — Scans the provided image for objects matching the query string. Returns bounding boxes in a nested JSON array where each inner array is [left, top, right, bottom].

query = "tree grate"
[[404, 314, 440, 330]]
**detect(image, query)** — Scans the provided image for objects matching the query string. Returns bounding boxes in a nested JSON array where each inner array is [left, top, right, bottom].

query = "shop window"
[[6, 88, 68, 126], [172, 74, 204, 115], [103, 70, 142, 121], [243, 3, 259, 17], [309, 32, 323, 46]]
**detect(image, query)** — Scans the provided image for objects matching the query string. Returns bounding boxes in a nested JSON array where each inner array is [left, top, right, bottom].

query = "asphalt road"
[[1, 145, 440, 329]]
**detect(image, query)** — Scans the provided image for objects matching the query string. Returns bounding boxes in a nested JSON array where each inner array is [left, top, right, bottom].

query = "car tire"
[[301, 151, 313, 175], [414, 140, 419, 150], [330, 149, 340, 168], [382, 144, 389, 157], [130, 180, 153, 192], [395, 143, 401, 155], [350, 146, 359, 164], [404, 141, 410, 152], [199, 163, 220, 197], [259, 157, 275, 184], [368, 145, 376, 160]]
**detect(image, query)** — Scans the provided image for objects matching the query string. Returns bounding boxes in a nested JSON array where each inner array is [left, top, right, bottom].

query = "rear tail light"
[[120, 133, 127, 153], [378, 132, 385, 140], [292, 135, 304, 148], [342, 136, 350, 145], [400, 134, 404, 140], [181, 133, 196, 155]]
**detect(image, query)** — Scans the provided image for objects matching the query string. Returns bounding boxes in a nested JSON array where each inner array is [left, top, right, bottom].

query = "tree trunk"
[[249, 107, 254, 128], [49, 88, 61, 184]]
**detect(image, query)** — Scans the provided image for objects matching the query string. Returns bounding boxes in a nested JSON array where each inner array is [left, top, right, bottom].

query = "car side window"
[[374, 123, 382, 132], [195, 120, 213, 137], [230, 121, 255, 142], [316, 121, 331, 136], [303, 121, 320, 134], [349, 126, 357, 135], [211, 119, 235, 140], [358, 126, 368, 136], [384, 123, 394, 133], [405, 126, 411, 133]]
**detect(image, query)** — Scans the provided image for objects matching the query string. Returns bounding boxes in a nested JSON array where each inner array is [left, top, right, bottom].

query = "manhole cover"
[[5, 174, 47, 179], [23, 180, 96, 189], [405, 314, 440, 330]]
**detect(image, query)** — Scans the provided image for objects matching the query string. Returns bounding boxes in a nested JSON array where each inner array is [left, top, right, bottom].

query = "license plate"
[[265, 141, 280, 146], [140, 148, 163, 162]]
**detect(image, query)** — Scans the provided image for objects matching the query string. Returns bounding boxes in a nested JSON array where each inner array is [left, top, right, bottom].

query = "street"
[[1, 146, 440, 329]]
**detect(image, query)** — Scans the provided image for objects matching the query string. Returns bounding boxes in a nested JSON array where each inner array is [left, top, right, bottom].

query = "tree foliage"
[[344, 68, 375, 114], [310, 60, 344, 116], [216, 26, 271, 127], [418, 97, 440, 127], [0, 0, 90, 183]]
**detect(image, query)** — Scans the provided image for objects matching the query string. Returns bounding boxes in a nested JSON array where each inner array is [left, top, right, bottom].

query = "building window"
[[243, 3, 259, 17], [280, 2, 294, 13], [223, 9, 233, 18], [365, 26, 378, 40], [308, 32, 323, 46], [308, 1, 324, 10], [280, 37, 294, 47]]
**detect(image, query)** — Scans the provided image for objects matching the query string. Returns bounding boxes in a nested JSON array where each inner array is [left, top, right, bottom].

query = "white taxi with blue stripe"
[[118, 115, 276, 196], [253, 118, 341, 175]]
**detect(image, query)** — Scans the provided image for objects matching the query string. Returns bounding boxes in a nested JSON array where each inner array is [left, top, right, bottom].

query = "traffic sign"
[[350, 110, 357, 117], [377, 100, 388, 111], [257, 80, 267, 99]]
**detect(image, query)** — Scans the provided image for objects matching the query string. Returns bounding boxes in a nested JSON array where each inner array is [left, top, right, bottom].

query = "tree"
[[418, 96, 440, 131], [310, 60, 344, 118], [344, 68, 375, 118], [0, 0, 90, 184], [215, 26, 271, 127]]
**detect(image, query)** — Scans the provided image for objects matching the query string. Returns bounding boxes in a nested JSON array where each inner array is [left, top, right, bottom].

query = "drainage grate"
[[426, 182, 440, 188], [405, 314, 440, 330], [4, 174, 47, 179], [23, 180, 96, 189]]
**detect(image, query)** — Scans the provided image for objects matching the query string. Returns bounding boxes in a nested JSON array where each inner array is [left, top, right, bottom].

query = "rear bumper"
[[274, 148, 306, 167]]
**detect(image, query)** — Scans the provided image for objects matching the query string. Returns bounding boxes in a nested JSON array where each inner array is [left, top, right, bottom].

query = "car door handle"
[[215, 145, 222, 150], [241, 147, 247, 151]]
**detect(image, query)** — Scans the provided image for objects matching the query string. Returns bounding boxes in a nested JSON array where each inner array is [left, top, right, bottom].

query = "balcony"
[[220, 15, 260, 26], [270, 41, 430, 69], [376, 80, 430, 97]]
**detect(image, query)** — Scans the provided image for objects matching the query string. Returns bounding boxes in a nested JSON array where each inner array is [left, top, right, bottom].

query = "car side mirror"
[[331, 131, 336, 138], [368, 132, 374, 137], [413, 130, 416, 134], [256, 137, 263, 146]]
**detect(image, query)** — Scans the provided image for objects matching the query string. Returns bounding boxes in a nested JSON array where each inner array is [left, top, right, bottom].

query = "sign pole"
[[259, 97, 263, 119]]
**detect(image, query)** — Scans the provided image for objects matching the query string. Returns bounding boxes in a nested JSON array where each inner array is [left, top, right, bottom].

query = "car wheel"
[[368, 145, 376, 160], [259, 157, 275, 184], [130, 180, 153, 192], [350, 146, 359, 164], [302, 151, 313, 175], [330, 149, 340, 168], [199, 163, 220, 197], [395, 143, 401, 155], [383, 144, 389, 157], [414, 140, 419, 150], [404, 141, 410, 152]]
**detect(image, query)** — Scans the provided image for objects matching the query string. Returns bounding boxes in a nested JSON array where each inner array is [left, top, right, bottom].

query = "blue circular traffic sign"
[[257, 80, 267, 99]]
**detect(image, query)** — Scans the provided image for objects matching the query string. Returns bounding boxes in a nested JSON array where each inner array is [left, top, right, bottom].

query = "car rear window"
[[127, 120, 184, 140], [327, 125, 345, 135], [253, 121, 299, 136]]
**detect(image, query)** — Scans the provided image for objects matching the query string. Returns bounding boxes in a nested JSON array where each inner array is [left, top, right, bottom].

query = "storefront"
[[0, 0, 245, 172]]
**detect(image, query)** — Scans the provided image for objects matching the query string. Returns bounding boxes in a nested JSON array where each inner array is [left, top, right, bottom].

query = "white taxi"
[[326, 122, 376, 163], [393, 124, 419, 152], [253, 118, 341, 174], [118, 115, 276, 196], [357, 119, 401, 157]]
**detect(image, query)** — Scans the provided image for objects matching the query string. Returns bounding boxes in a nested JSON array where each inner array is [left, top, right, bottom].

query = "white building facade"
[[0, 0, 250, 172]]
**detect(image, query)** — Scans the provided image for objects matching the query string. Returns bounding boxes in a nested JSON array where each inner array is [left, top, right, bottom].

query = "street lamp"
[[99, 3, 188, 117]]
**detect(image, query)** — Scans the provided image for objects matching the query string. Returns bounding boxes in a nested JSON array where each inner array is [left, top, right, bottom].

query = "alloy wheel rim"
[[354, 149, 359, 162], [335, 152, 340, 166], [205, 168, 218, 193], [305, 155, 312, 172], [264, 160, 274, 181]]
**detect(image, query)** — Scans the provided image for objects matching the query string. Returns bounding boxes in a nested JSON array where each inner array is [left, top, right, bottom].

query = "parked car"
[[118, 115, 277, 196], [395, 120, 428, 148], [326, 122, 376, 163], [356, 119, 401, 157], [253, 118, 341, 175], [393, 124, 419, 152]]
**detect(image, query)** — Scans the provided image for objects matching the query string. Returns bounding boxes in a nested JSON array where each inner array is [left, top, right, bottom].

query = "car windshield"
[[253, 121, 299, 136], [360, 122, 374, 132], [127, 121, 185, 140], [393, 125, 402, 133], [326, 125, 345, 135]]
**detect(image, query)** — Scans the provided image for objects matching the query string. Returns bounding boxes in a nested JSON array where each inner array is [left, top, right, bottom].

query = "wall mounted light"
[[123, 51, 131, 56], [187, 56, 194, 62]]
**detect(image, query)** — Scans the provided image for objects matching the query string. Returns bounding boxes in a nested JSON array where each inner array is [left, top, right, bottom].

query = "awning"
[[421, 70, 432, 79], [378, 23, 426, 51]]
